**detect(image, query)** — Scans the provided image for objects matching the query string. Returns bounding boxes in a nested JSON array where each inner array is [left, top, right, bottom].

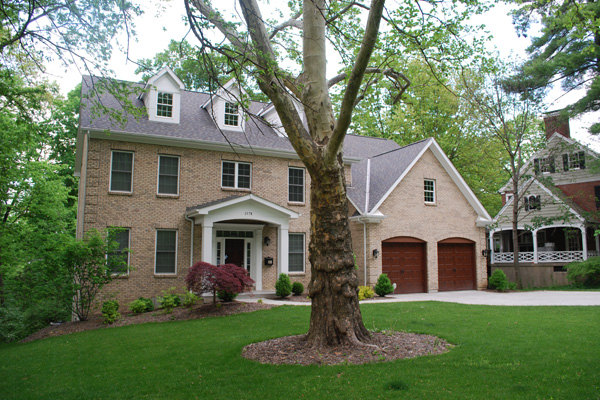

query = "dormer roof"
[[141, 66, 184, 97]]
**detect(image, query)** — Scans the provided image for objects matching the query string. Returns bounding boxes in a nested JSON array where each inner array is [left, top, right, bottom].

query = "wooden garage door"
[[438, 242, 475, 291], [382, 242, 426, 294]]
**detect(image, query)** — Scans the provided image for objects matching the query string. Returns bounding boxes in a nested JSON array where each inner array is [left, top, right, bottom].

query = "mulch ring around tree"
[[21, 301, 274, 343], [242, 331, 452, 365]]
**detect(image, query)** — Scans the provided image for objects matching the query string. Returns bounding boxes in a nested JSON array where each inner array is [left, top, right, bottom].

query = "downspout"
[[185, 215, 194, 267], [363, 158, 371, 286]]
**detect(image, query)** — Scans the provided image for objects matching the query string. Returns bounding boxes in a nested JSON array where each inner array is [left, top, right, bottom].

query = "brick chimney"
[[543, 111, 570, 139]]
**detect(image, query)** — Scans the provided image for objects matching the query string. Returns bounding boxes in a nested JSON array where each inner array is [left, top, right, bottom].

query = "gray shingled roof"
[[347, 139, 432, 214], [79, 76, 429, 216]]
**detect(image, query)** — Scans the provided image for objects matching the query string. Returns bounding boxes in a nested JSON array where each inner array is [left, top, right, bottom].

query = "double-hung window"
[[288, 167, 305, 203], [221, 161, 251, 189], [424, 179, 435, 204], [158, 155, 179, 195], [288, 233, 305, 273], [562, 152, 586, 171], [107, 228, 130, 275], [155, 230, 177, 274], [224, 102, 239, 126], [110, 151, 133, 192], [534, 157, 555, 174], [157, 92, 173, 117]]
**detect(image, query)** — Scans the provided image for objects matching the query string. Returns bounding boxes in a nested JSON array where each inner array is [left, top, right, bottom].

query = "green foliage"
[[275, 274, 292, 298], [566, 257, 600, 288], [291, 282, 304, 296], [488, 269, 509, 291], [182, 292, 199, 308], [374, 274, 394, 297], [217, 291, 238, 302], [508, 0, 600, 134], [158, 288, 181, 313], [129, 297, 154, 314], [101, 300, 120, 324], [358, 286, 375, 301]]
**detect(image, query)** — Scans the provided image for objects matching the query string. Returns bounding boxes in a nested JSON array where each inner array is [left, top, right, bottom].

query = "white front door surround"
[[185, 195, 299, 290]]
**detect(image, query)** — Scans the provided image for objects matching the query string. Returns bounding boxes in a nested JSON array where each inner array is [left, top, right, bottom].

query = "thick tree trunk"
[[305, 159, 371, 346], [512, 179, 521, 288]]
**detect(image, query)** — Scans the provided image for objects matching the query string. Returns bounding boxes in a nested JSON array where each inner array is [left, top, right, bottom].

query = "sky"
[[48, 1, 598, 148]]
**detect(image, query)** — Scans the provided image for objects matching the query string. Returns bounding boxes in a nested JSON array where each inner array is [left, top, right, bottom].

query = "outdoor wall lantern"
[[481, 249, 489, 257], [372, 249, 380, 258], [264, 236, 271, 246], [264, 257, 274, 266]]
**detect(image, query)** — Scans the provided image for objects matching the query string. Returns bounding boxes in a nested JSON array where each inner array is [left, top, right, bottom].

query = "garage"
[[437, 238, 475, 291], [382, 237, 426, 294]]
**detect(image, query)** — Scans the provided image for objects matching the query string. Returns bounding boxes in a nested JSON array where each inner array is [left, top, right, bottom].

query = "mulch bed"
[[242, 331, 452, 365], [267, 294, 393, 303], [21, 301, 274, 343]]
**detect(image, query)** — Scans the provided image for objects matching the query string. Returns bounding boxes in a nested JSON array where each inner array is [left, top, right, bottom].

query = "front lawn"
[[1, 302, 599, 399]]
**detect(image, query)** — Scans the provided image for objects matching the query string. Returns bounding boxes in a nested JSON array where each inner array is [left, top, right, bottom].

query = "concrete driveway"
[[239, 290, 600, 306]]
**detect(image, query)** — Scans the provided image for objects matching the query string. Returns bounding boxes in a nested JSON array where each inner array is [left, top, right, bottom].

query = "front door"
[[225, 238, 245, 269]]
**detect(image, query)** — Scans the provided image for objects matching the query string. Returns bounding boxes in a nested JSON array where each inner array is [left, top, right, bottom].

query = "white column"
[[581, 226, 588, 260], [254, 228, 263, 290], [278, 225, 289, 274], [489, 229, 495, 264], [201, 223, 213, 263], [532, 229, 538, 263]]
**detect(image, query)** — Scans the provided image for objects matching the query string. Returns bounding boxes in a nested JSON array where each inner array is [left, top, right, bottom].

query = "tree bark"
[[511, 172, 521, 288], [305, 159, 371, 346]]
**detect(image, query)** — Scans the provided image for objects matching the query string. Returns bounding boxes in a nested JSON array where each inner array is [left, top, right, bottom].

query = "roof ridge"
[[370, 138, 431, 159]]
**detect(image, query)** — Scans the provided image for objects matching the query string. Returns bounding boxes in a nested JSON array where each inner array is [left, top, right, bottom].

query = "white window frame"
[[157, 92, 173, 118], [565, 152, 585, 170], [157, 154, 180, 196], [221, 160, 252, 190], [506, 193, 514, 203], [107, 227, 130, 276], [288, 167, 305, 203], [424, 179, 436, 204], [224, 102, 239, 127], [288, 233, 305, 273], [154, 229, 178, 275], [109, 150, 134, 193]]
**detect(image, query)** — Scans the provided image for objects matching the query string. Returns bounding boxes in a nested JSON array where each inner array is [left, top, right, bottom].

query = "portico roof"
[[185, 194, 299, 220]]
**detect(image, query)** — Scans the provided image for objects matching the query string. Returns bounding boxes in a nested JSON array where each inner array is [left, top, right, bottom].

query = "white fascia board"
[[369, 139, 432, 213], [74, 127, 85, 176], [349, 212, 386, 224], [548, 132, 599, 158], [201, 78, 245, 109], [187, 194, 299, 219], [346, 195, 363, 215], [142, 66, 184, 96]]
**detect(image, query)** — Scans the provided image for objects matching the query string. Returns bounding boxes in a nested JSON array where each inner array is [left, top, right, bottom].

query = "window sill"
[[424, 202, 436, 206], [287, 201, 306, 206], [154, 273, 178, 278], [109, 191, 133, 196], [111, 273, 129, 279], [221, 187, 251, 192], [288, 272, 305, 276], [157, 193, 179, 199]]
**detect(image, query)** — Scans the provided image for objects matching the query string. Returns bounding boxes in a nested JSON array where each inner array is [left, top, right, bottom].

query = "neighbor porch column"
[[201, 223, 213, 263], [278, 225, 289, 275], [532, 229, 538, 264], [489, 229, 495, 264], [581, 225, 588, 260]]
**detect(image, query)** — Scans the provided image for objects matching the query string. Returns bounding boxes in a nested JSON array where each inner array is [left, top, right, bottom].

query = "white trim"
[[221, 160, 252, 190], [364, 158, 371, 212], [107, 227, 131, 276], [157, 154, 180, 196], [186, 194, 299, 219], [154, 229, 178, 275], [109, 150, 134, 194], [288, 166, 305, 204], [424, 178, 436, 204], [142, 66, 184, 94], [369, 138, 492, 226], [84, 129, 362, 164]]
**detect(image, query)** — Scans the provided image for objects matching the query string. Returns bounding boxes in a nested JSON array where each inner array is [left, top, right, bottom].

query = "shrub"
[[374, 274, 394, 297], [101, 300, 120, 324], [186, 262, 254, 304], [291, 282, 304, 296], [158, 288, 180, 312], [182, 292, 198, 308], [566, 257, 600, 288], [217, 290, 238, 302], [358, 286, 375, 300], [275, 273, 292, 298], [488, 269, 509, 291], [129, 297, 154, 314]]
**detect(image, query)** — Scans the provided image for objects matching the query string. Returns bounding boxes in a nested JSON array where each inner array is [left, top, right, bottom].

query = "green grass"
[[1, 302, 599, 399]]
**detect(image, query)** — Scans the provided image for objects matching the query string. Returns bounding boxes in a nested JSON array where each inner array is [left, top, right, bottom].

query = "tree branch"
[[328, 67, 410, 104], [269, 10, 303, 39], [326, 0, 386, 164]]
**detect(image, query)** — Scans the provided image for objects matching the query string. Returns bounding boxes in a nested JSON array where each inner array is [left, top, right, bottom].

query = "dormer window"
[[562, 152, 586, 171], [157, 92, 173, 118], [224, 102, 239, 126]]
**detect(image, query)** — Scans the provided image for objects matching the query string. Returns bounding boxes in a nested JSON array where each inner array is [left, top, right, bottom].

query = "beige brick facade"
[[350, 149, 488, 291], [79, 137, 312, 304]]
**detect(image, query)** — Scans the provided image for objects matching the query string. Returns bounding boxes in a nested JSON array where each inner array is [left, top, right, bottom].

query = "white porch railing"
[[492, 251, 584, 264]]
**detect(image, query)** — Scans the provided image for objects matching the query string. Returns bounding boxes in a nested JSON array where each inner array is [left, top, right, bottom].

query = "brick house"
[[490, 112, 600, 287], [75, 68, 491, 303]]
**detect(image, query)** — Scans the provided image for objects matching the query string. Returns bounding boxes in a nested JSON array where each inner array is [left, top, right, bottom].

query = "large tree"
[[184, 0, 486, 347], [506, 0, 600, 133]]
